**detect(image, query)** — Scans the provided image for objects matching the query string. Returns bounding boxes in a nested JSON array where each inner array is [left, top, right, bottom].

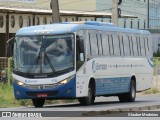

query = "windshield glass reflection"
[[14, 34, 74, 75]]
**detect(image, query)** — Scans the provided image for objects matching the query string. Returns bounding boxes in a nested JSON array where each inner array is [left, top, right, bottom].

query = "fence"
[[0, 57, 8, 78], [0, 57, 12, 84]]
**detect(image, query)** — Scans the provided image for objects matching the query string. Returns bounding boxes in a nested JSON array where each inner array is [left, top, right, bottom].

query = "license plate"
[[37, 93, 48, 97]]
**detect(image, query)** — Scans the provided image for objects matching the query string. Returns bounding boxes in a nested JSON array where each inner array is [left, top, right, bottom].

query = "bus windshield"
[[14, 34, 74, 76]]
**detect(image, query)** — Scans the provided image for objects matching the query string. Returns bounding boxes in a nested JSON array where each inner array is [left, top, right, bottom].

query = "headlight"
[[17, 81, 24, 86], [59, 76, 74, 85], [14, 79, 25, 86], [60, 79, 68, 84]]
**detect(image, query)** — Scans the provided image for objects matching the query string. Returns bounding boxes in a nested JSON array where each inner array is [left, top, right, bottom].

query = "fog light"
[[66, 89, 72, 94], [16, 90, 20, 95]]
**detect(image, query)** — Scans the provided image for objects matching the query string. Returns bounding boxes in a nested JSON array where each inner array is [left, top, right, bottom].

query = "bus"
[[11, 21, 153, 107]]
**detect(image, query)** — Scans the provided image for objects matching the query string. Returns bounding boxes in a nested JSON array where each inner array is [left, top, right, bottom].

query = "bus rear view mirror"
[[80, 53, 84, 61], [6, 37, 15, 57]]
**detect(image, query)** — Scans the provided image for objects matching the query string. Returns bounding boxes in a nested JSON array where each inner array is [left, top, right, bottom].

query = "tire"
[[118, 80, 136, 102], [78, 84, 95, 106], [32, 99, 45, 108]]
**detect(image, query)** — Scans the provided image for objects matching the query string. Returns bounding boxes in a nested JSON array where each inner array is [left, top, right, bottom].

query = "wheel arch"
[[88, 77, 96, 96], [131, 75, 136, 85]]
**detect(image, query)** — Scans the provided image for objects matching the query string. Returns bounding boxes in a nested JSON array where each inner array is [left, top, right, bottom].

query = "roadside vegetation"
[[143, 88, 160, 94], [0, 84, 22, 108]]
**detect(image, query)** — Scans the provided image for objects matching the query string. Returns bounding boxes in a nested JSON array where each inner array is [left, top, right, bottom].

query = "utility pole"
[[51, 0, 60, 23], [147, 0, 150, 29], [112, 0, 118, 25]]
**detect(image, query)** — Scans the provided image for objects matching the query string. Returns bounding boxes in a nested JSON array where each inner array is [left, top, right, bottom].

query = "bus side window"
[[89, 30, 98, 56], [101, 32, 109, 56], [130, 36, 134, 56], [133, 35, 138, 56], [143, 37, 147, 56], [123, 35, 130, 56], [113, 32, 120, 56], [76, 30, 85, 71], [128, 36, 132, 56], [146, 37, 150, 56], [87, 32, 92, 57], [136, 37, 140, 56], [138, 37, 142, 56], [118, 35, 121, 55], [141, 37, 145, 56], [108, 35, 114, 56], [97, 31, 103, 56], [118, 35, 125, 56]]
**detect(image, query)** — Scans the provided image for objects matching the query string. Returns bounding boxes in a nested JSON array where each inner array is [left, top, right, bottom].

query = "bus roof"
[[16, 21, 150, 36]]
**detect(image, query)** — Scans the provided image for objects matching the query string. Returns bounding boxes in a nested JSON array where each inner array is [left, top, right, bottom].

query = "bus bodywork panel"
[[76, 57, 153, 97]]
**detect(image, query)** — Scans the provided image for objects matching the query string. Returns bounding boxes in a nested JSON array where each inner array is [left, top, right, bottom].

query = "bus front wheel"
[[32, 99, 45, 107], [118, 80, 136, 102], [78, 85, 95, 105]]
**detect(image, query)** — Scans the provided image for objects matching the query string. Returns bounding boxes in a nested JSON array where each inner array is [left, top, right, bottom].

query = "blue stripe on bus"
[[95, 77, 130, 96]]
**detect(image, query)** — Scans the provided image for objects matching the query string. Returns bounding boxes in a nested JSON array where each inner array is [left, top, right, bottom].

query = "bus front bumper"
[[13, 76, 76, 99]]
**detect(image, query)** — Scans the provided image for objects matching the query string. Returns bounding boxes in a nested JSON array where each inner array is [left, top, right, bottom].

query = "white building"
[[0, 0, 156, 56]]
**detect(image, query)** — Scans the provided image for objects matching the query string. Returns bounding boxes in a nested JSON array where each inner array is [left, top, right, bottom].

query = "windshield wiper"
[[44, 52, 55, 72], [26, 51, 41, 77], [26, 51, 55, 76]]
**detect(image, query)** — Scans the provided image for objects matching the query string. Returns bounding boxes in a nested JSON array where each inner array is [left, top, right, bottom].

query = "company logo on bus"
[[92, 61, 108, 73], [25, 80, 37, 83]]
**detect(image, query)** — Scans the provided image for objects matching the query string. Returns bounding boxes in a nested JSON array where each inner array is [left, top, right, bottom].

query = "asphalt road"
[[0, 93, 160, 119]]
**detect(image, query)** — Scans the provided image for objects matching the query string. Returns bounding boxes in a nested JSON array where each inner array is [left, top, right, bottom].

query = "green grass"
[[0, 84, 20, 108], [0, 83, 77, 108]]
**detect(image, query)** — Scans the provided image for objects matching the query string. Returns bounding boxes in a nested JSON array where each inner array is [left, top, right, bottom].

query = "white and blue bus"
[[12, 21, 153, 107]]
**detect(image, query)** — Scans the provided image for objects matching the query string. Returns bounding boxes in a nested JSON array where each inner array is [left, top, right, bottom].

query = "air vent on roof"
[[85, 21, 116, 27]]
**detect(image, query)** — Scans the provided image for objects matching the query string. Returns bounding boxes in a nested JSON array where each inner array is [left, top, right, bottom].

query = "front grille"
[[25, 84, 58, 90]]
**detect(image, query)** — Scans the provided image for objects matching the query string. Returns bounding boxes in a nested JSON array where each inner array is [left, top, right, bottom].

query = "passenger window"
[[132, 35, 138, 56], [118, 35, 125, 56], [89, 30, 98, 56], [143, 37, 147, 56], [145, 37, 150, 56], [130, 36, 134, 56], [138, 37, 142, 56], [101, 33, 110, 56], [123, 35, 130, 56], [141, 37, 145, 56], [112, 33, 120, 56], [87, 32, 92, 56], [136, 37, 140, 56], [97, 31, 103, 55], [108, 35, 114, 56], [128, 36, 132, 56]]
